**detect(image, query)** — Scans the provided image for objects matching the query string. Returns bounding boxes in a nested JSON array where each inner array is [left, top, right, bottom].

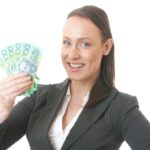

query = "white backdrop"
[[0, 0, 150, 149]]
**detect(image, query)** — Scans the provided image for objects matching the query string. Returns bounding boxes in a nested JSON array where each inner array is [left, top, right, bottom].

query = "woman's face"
[[61, 16, 111, 83]]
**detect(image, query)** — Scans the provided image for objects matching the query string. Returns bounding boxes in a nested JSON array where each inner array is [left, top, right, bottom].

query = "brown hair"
[[67, 5, 115, 107]]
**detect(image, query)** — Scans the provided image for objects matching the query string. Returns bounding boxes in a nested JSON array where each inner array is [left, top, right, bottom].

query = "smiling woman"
[[0, 4, 150, 150], [61, 16, 112, 86]]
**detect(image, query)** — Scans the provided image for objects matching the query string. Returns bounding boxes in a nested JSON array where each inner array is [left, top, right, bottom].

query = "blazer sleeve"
[[0, 84, 48, 149], [121, 95, 150, 150]]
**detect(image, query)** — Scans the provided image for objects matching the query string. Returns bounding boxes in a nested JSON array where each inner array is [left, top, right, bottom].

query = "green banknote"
[[0, 43, 42, 96]]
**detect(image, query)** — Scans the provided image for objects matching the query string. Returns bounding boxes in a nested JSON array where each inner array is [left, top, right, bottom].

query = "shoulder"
[[112, 90, 139, 109], [107, 90, 140, 133], [111, 90, 140, 121], [107, 90, 139, 115], [110, 90, 139, 121]]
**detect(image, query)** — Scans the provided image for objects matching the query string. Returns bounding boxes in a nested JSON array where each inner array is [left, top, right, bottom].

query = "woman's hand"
[[0, 72, 33, 123]]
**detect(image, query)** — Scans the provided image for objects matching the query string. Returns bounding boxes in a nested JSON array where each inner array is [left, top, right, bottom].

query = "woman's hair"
[[67, 5, 115, 107]]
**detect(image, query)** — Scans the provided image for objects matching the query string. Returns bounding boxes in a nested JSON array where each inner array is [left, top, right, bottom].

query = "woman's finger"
[[0, 72, 28, 84], [0, 80, 33, 96], [9, 85, 32, 99], [0, 75, 32, 91]]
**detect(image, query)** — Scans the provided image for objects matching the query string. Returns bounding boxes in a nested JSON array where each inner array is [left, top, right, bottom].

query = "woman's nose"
[[68, 45, 80, 59]]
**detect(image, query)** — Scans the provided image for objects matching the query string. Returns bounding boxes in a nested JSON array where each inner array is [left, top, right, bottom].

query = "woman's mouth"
[[68, 63, 85, 72]]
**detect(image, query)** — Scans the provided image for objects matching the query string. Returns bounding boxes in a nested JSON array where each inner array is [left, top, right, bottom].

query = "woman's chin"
[[67, 74, 87, 82]]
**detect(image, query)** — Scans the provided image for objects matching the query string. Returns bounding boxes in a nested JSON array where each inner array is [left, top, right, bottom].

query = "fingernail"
[[27, 75, 33, 80]]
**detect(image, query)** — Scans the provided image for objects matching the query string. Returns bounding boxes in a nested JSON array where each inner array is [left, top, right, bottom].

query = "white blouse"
[[48, 87, 89, 150]]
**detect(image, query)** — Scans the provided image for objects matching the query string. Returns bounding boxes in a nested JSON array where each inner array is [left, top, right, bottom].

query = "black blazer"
[[0, 79, 150, 150]]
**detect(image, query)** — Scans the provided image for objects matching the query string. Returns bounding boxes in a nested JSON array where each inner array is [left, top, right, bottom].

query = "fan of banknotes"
[[0, 43, 42, 96]]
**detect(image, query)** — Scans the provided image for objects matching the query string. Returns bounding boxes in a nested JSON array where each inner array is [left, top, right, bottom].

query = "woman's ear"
[[103, 38, 113, 56]]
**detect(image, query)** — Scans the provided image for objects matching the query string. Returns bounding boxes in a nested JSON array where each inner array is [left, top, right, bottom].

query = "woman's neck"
[[70, 78, 96, 98]]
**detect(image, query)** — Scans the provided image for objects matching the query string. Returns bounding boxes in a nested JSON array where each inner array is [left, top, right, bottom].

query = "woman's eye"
[[63, 40, 71, 47], [80, 42, 90, 49]]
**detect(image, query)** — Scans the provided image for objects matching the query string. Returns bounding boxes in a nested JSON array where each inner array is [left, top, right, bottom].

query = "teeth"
[[69, 63, 84, 68]]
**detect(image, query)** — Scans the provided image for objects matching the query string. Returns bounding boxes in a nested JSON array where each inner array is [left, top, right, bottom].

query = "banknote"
[[0, 43, 42, 96]]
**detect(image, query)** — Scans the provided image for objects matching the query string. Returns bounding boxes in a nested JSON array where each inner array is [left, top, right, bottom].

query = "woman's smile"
[[67, 62, 85, 72]]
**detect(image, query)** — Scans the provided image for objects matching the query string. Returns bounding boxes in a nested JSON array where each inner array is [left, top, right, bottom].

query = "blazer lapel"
[[46, 79, 69, 127], [61, 90, 118, 150], [45, 79, 69, 148]]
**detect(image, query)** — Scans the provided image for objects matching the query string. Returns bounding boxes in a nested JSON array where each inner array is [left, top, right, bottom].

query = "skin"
[[0, 72, 33, 123], [61, 16, 113, 128]]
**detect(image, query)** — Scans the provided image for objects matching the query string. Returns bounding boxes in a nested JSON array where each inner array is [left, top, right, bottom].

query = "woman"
[[0, 5, 150, 150]]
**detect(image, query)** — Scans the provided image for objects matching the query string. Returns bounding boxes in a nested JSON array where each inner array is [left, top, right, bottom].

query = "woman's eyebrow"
[[63, 36, 93, 41]]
